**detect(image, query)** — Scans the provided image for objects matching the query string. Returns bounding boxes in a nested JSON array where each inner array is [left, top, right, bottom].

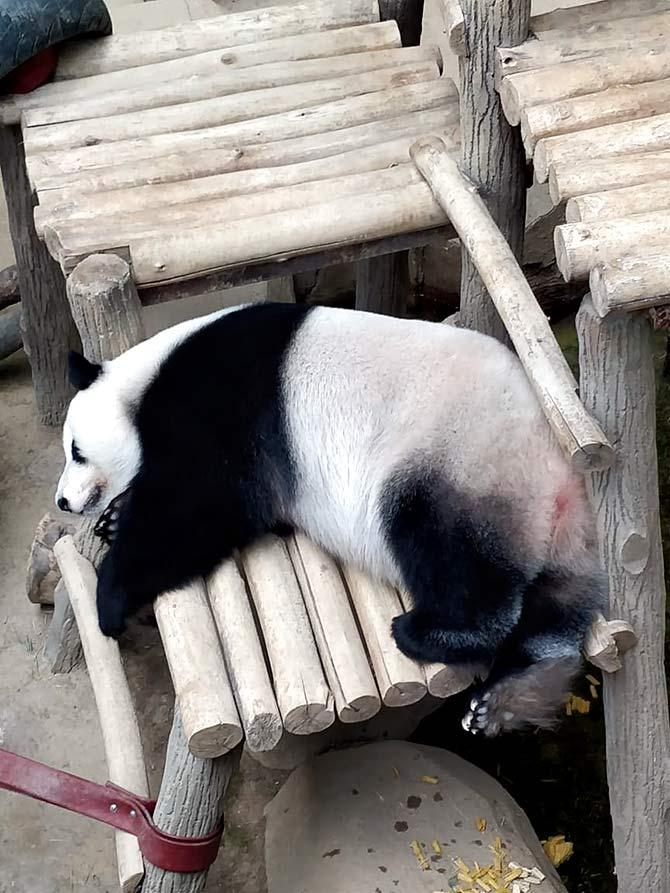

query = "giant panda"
[[56, 302, 604, 737]]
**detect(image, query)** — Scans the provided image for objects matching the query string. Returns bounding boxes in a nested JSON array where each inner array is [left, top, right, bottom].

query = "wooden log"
[[23, 45, 438, 128], [26, 79, 457, 186], [34, 106, 458, 196], [206, 560, 283, 752], [498, 42, 670, 127], [154, 580, 243, 758], [56, 0, 381, 78], [26, 513, 76, 605], [287, 534, 381, 723], [0, 125, 79, 425], [411, 136, 613, 471], [343, 566, 426, 706], [576, 296, 670, 893], [531, 0, 670, 33], [118, 184, 447, 286], [521, 78, 670, 154], [457, 0, 531, 344], [54, 536, 149, 893], [45, 254, 145, 674], [498, 11, 670, 81], [566, 179, 670, 223], [442, 0, 465, 55], [534, 112, 670, 184], [590, 255, 670, 317], [0, 22, 403, 125], [241, 535, 335, 735], [33, 135, 435, 234], [142, 710, 241, 893], [24, 61, 439, 154], [550, 150, 670, 205], [0, 264, 19, 310], [0, 305, 21, 362], [355, 250, 409, 315], [378, 0, 424, 48], [584, 612, 639, 674], [554, 211, 670, 283]]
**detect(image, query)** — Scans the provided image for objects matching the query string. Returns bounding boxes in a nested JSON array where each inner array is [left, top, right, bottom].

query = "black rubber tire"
[[0, 0, 112, 81]]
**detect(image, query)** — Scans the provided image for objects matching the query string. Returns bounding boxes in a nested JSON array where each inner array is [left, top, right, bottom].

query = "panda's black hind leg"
[[462, 565, 605, 736], [382, 467, 530, 667]]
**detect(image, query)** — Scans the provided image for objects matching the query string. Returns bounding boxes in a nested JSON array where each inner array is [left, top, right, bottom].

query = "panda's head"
[[56, 352, 141, 516]]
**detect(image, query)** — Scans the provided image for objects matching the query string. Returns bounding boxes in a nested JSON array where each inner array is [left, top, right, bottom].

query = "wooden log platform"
[[7, 0, 461, 290]]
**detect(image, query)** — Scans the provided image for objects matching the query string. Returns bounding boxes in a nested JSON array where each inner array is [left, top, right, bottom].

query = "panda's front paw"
[[93, 491, 129, 544], [462, 693, 495, 736]]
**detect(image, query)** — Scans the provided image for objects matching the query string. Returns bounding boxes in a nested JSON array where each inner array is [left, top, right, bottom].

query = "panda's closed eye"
[[71, 441, 86, 465]]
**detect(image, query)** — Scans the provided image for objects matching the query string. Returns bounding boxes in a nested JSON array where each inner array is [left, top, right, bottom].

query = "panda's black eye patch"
[[71, 441, 86, 465]]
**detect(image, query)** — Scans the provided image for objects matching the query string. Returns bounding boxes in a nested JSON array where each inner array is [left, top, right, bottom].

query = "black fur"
[[69, 351, 102, 391], [96, 303, 312, 638]]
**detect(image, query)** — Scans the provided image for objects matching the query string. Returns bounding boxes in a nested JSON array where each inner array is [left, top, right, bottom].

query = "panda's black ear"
[[68, 351, 102, 391]]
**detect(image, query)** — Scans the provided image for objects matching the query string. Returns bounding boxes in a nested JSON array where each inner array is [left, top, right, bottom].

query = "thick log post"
[[355, 0, 424, 317], [45, 254, 145, 673], [458, 0, 531, 343], [0, 126, 80, 423], [576, 297, 670, 893], [142, 711, 241, 893]]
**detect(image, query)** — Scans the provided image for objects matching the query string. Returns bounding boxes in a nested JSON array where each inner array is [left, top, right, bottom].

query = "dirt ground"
[[0, 0, 587, 890]]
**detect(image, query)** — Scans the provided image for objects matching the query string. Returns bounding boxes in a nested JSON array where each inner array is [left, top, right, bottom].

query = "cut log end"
[[425, 664, 476, 699], [338, 693, 382, 724], [283, 700, 336, 735], [382, 680, 427, 708], [571, 441, 616, 473], [584, 613, 639, 673], [245, 713, 284, 753], [188, 723, 244, 759]]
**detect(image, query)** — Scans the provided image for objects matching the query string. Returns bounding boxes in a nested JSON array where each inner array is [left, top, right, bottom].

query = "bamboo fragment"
[[24, 62, 439, 152], [566, 179, 670, 223], [287, 534, 381, 723], [154, 580, 244, 757], [207, 560, 283, 752], [549, 150, 670, 204], [534, 112, 670, 184], [54, 536, 148, 893], [25, 79, 457, 186], [242, 535, 335, 735], [56, 0, 381, 78], [555, 211, 670, 282], [498, 43, 670, 126], [521, 79, 670, 154], [33, 106, 458, 196], [589, 255, 670, 317], [0, 22, 402, 125], [343, 565, 426, 707], [23, 45, 439, 127], [411, 135, 613, 471]]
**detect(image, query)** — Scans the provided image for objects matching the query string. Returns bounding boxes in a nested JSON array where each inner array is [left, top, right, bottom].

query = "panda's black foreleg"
[[382, 469, 530, 668], [462, 565, 605, 736]]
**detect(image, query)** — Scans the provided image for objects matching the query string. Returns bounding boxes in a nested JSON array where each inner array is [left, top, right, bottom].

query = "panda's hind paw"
[[461, 693, 495, 736]]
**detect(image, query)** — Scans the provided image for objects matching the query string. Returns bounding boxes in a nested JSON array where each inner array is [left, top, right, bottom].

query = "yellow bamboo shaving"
[[431, 839, 443, 855], [565, 693, 591, 715], [586, 674, 600, 687], [476, 817, 487, 832], [445, 837, 545, 893], [420, 775, 439, 784], [542, 834, 574, 867], [392, 766, 400, 778], [410, 839, 430, 870], [590, 684, 598, 700]]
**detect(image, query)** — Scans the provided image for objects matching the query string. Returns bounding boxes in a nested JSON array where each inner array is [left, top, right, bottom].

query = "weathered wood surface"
[[0, 22, 403, 125], [576, 297, 670, 893], [45, 255, 145, 674], [411, 136, 613, 472], [590, 256, 670, 317], [457, 0, 531, 343], [54, 536, 148, 893], [56, 0, 381, 78], [584, 612, 639, 674], [207, 560, 283, 752], [0, 305, 21, 362], [0, 126, 79, 424], [355, 250, 409, 316], [26, 513, 76, 605], [550, 150, 670, 205], [142, 711, 241, 893], [378, 0, 423, 47], [154, 581, 244, 758], [0, 264, 19, 309], [566, 179, 670, 223]]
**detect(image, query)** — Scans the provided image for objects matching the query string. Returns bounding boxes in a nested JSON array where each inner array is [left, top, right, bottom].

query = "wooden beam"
[[457, 0, 531, 343], [576, 296, 670, 893], [566, 179, 670, 223], [550, 150, 670, 205], [411, 136, 613, 471], [590, 256, 670, 317]]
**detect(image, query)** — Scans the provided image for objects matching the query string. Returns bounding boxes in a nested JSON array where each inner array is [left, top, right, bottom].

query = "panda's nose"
[[58, 496, 71, 512]]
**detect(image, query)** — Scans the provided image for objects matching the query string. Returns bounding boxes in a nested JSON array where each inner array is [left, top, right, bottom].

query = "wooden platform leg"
[[0, 125, 80, 424], [576, 296, 670, 892], [458, 0, 531, 343], [143, 710, 242, 893], [355, 251, 409, 316], [45, 254, 145, 673]]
